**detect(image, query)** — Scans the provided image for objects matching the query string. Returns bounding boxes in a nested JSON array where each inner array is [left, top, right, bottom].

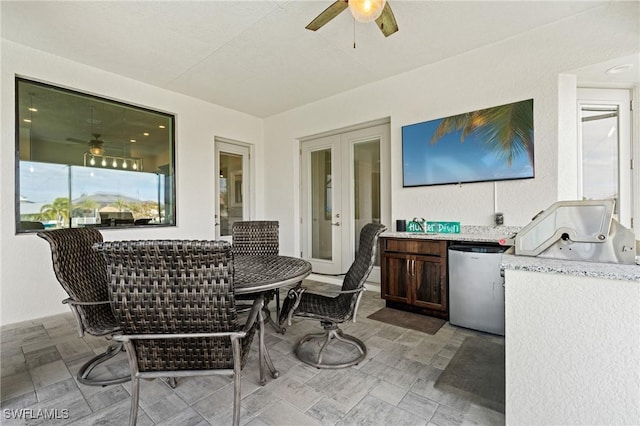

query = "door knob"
[[331, 222, 341, 226]]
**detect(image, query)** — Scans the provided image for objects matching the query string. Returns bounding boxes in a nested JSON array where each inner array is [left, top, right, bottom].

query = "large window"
[[16, 77, 176, 233]]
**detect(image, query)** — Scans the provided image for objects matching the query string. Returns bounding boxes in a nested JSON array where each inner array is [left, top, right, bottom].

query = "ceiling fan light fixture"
[[89, 146, 104, 156], [349, 0, 386, 23]]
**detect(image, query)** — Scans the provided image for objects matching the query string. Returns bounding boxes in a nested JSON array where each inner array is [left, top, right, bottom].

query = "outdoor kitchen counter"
[[503, 252, 640, 424], [501, 253, 640, 282], [381, 225, 521, 244]]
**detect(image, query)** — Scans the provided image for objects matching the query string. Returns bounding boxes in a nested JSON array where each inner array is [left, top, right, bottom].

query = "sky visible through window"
[[21, 161, 161, 203]]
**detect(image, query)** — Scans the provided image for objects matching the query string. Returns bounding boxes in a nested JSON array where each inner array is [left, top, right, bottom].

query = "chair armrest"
[[331, 288, 366, 295], [112, 330, 248, 342], [62, 298, 113, 338], [62, 298, 111, 307], [282, 287, 307, 326]]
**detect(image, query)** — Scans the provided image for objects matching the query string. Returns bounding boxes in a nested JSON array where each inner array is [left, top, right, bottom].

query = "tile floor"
[[1, 281, 505, 425]]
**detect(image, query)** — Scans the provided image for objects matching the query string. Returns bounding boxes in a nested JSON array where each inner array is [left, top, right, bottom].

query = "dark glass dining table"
[[234, 255, 312, 384]]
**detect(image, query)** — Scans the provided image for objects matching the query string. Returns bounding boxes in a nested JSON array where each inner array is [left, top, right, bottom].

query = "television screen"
[[402, 99, 534, 187]]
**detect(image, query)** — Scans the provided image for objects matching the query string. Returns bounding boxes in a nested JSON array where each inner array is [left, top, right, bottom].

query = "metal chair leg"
[[258, 303, 280, 385], [295, 324, 367, 369], [262, 290, 286, 334], [77, 342, 130, 386], [129, 376, 140, 426], [258, 306, 266, 385]]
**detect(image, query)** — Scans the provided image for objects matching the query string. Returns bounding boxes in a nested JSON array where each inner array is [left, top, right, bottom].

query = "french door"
[[215, 140, 250, 240], [301, 123, 390, 281]]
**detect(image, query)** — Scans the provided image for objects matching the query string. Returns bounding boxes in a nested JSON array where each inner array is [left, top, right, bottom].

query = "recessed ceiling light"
[[158, 125, 165, 129], [130, 139, 136, 143], [23, 118, 32, 123], [28, 107, 38, 112], [143, 132, 150, 136], [605, 64, 633, 75]]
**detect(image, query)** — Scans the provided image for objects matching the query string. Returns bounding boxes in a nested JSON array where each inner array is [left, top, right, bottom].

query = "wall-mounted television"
[[402, 99, 534, 187]]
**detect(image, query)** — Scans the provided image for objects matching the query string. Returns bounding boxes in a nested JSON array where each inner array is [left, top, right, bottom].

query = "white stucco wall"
[[504, 269, 640, 424], [0, 40, 264, 325], [262, 2, 638, 256]]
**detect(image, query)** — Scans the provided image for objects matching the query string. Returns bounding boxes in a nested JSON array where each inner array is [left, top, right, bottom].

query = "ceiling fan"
[[66, 133, 107, 156], [306, 0, 398, 37]]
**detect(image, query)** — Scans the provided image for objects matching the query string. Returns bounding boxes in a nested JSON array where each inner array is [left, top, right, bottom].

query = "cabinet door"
[[412, 255, 447, 312], [380, 252, 411, 304]]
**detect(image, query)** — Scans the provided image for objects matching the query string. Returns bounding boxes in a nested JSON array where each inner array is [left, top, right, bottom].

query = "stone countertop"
[[501, 253, 640, 282], [381, 225, 521, 244], [380, 225, 640, 282]]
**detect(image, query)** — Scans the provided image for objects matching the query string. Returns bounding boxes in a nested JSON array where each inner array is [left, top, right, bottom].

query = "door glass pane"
[[581, 106, 619, 213], [311, 149, 332, 260], [354, 140, 380, 261], [219, 152, 243, 236]]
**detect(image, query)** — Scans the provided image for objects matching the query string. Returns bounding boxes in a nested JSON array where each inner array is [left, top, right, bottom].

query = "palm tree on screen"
[[430, 100, 533, 166]]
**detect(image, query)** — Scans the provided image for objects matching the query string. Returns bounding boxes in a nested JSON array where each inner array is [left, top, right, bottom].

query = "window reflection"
[[580, 106, 619, 213], [19, 161, 166, 229], [16, 77, 175, 232]]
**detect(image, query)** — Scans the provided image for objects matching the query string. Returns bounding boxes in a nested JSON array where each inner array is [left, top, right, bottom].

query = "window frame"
[[14, 76, 177, 234]]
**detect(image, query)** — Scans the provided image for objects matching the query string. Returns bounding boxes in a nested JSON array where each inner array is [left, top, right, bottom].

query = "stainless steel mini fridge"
[[448, 245, 507, 335]]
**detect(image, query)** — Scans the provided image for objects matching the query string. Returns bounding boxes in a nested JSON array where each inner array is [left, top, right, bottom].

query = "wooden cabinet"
[[380, 237, 449, 319]]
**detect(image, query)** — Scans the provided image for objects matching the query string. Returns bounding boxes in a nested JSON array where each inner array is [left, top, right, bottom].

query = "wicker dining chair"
[[232, 221, 286, 332], [231, 220, 279, 257], [95, 240, 260, 426], [37, 228, 129, 386], [279, 223, 387, 369]]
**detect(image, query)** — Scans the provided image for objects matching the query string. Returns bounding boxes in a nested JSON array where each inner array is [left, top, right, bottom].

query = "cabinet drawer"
[[383, 238, 446, 256]]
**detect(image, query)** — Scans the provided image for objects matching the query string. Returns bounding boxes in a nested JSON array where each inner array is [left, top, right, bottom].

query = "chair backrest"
[[99, 211, 135, 224], [96, 240, 248, 371], [231, 221, 279, 256], [37, 228, 115, 335], [21, 221, 45, 230], [339, 223, 387, 308]]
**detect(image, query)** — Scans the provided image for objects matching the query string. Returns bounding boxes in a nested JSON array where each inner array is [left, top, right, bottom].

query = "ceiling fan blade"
[[66, 137, 87, 144], [375, 2, 398, 37], [305, 0, 348, 31]]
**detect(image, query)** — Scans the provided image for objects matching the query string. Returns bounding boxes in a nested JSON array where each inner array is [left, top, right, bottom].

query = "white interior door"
[[301, 135, 343, 274], [301, 123, 390, 281], [215, 140, 250, 240]]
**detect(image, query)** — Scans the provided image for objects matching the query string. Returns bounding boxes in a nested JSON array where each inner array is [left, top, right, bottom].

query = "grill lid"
[[514, 200, 636, 264]]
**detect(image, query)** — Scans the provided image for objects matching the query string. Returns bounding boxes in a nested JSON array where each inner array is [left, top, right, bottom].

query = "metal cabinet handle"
[[405, 259, 416, 276]]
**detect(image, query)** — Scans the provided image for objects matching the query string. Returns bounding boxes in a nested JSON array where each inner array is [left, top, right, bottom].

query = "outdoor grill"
[[513, 200, 636, 265]]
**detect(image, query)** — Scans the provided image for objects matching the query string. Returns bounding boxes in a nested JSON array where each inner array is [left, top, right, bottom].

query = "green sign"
[[406, 221, 425, 233], [426, 221, 461, 234]]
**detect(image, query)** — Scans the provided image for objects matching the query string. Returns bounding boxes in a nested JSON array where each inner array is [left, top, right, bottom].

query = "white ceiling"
[[1, 1, 634, 118]]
